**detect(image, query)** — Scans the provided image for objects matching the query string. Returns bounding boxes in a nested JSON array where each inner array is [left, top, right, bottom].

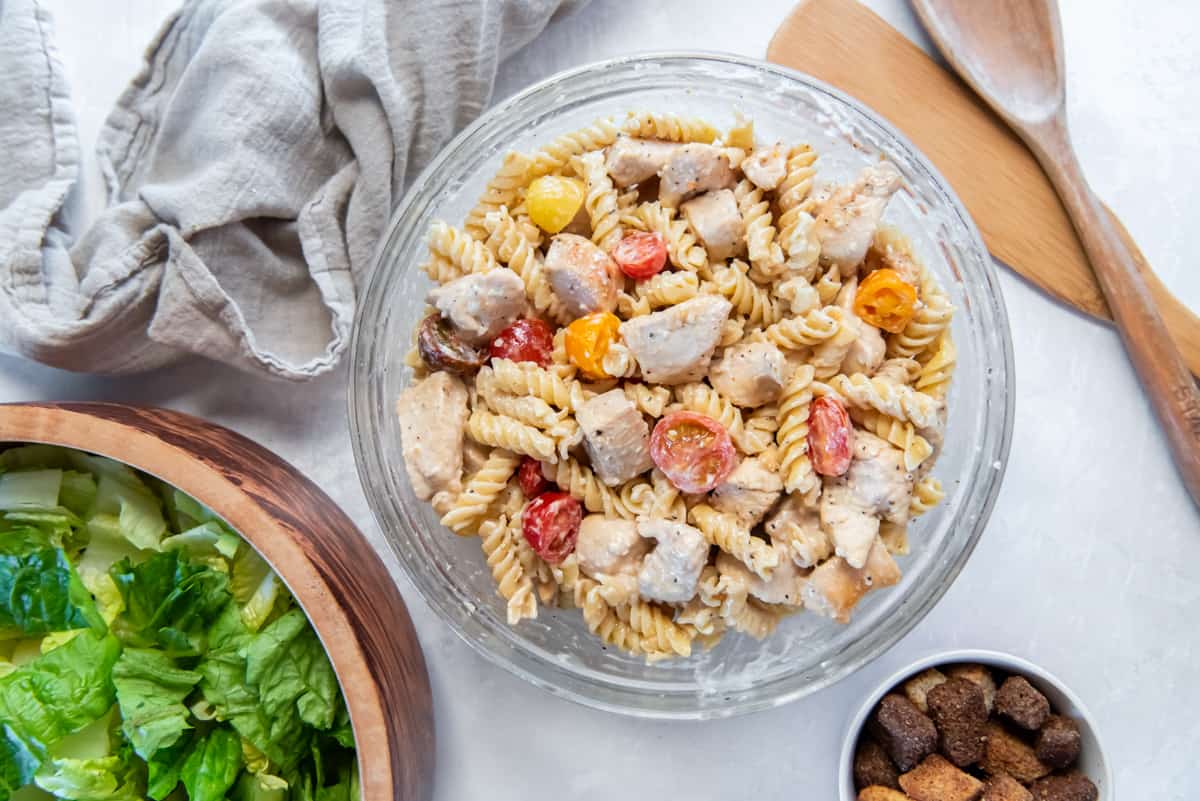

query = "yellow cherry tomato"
[[854, 268, 919, 334], [527, 176, 585, 234], [564, 312, 621, 379]]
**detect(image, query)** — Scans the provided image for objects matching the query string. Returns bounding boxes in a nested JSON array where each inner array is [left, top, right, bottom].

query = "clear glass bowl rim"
[[348, 51, 1015, 720]]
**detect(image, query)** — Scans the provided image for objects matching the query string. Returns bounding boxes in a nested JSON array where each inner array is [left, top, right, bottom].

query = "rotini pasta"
[[673, 382, 772, 454], [734, 179, 785, 282], [467, 409, 558, 462], [440, 449, 522, 536], [622, 111, 719, 143], [822, 373, 944, 429], [851, 408, 933, 471], [479, 513, 538, 625], [576, 150, 623, 251], [776, 365, 819, 498], [711, 260, 783, 326], [761, 305, 846, 350], [915, 330, 956, 398], [464, 150, 534, 241], [483, 208, 568, 323], [429, 220, 497, 276], [688, 504, 779, 579], [910, 476, 945, 517]]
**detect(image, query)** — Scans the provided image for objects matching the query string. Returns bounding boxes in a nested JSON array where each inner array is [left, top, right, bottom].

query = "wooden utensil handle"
[[1033, 121, 1200, 504]]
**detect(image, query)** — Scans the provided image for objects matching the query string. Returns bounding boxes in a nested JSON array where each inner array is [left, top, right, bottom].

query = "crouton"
[[904, 668, 948, 713], [899, 754, 984, 801], [870, 694, 939, 772], [855, 738, 901, 790], [859, 787, 912, 801], [927, 678, 988, 767], [946, 663, 997, 714], [1029, 774, 1098, 801], [982, 774, 1033, 801], [995, 676, 1050, 730], [1035, 716, 1081, 769], [980, 721, 1052, 784]]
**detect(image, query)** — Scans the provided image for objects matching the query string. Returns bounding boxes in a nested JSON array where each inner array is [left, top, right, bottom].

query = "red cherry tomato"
[[649, 411, 738, 494], [612, 232, 668, 280], [522, 491, 582, 565], [808, 396, 854, 477], [518, 457, 550, 498], [489, 319, 554, 366]]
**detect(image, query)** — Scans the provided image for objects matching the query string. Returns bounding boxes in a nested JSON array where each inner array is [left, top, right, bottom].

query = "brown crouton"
[[946, 663, 998, 714], [899, 754, 984, 801], [859, 787, 913, 801], [927, 678, 988, 767], [995, 676, 1050, 730], [855, 738, 901, 790], [982, 774, 1033, 801], [980, 721, 1052, 784], [1029, 774, 1098, 801], [1035, 716, 1081, 769], [904, 668, 949, 713], [870, 694, 939, 772]]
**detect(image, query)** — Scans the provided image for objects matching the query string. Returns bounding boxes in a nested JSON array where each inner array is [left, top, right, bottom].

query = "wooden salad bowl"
[[0, 402, 435, 801]]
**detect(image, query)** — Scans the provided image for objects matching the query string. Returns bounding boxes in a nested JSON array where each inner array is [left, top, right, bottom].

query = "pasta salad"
[[394, 111, 955, 661]]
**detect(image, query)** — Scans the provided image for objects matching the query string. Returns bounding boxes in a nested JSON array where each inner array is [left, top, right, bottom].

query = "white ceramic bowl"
[[839, 649, 1112, 800]]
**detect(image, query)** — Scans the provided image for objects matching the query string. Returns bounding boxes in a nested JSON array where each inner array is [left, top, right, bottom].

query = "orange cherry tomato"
[[650, 411, 738, 493], [854, 268, 919, 334], [564, 311, 621, 379], [807, 396, 854, 477]]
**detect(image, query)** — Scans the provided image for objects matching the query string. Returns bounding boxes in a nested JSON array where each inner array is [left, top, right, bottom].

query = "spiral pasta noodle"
[[734, 179, 785, 282], [851, 408, 933, 472], [635, 269, 700, 309], [622, 111, 719, 143], [915, 331, 956, 398], [429, 220, 497, 276], [777, 145, 818, 240], [910, 476, 945, 517], [822, 373, 943, 429], [626, 597, 694, 657], [543, 457, 640, 519], [576, 150, 623, 251], [761, 305, 846, 350], [622, 383, 672, 418], [440, 449, 522, 536], [673, 382, 770, 454], [776, 365, 819, 498], [464, 150, 534, 240], [888, 276, 954, 360], [632, 201, 709, 275], [688, 504, 779, 579], [479, 514, 538, 625], [711, 260, 783, 326], [483, 208, 568, 323], [467, 409, 558, 462], [528, 117, 621, 177], [488, 358, 588, 412]]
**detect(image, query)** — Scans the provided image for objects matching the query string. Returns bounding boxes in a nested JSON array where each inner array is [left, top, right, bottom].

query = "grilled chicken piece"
[[836, 280, 886, 376], [576, 515, 650, 578], [681, 189, 744, 262], [709, 341, 787, 409], [605, 136, 679, 188], [395, 372, 469, 501], [711, 456, 784, 528], [741, 143, 788, 191], [821, 431, 914, 569], [765, 493, 832, 568], [802, 538, 900, 623], [637, 519, 708, 603], [716, 544, 807, 607], [659, 144, 738, 207], [618, 295, 732, 385], [575, 389, 654, 486], [427, 269, 525, 346], [813, 162, 904, 276], [545, 233, 622, 318]]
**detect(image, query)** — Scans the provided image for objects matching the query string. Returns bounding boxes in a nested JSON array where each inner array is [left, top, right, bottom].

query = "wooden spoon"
[[912, 0, 1200, 506]]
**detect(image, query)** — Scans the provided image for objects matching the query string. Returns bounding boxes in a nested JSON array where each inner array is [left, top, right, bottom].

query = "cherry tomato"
[[807, 396, 854, 477], [649, 411, 738, 493], [489, 319, 554, 367], [522, 491, 582, 564], [853, 268, 918, 334], [417, 313, 485, 375], [564, 311, 621, 379], [527, 176, 586, 234], [518, 457, 550, 498], [612, 232, 668, 280]]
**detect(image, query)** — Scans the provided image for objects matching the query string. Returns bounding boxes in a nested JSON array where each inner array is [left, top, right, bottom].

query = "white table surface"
[[9, 1, 1200, 798]]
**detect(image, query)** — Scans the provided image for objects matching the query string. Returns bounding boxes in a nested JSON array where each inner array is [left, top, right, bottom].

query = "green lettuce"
[[180, 729, 241, 801], [90, 476, 165, 553], [108, 552, 229, 655], [244, 610, 338, 732], [0, 533, 105, 636], [0, 471, 63, 512], [111, 649, 200, 759]]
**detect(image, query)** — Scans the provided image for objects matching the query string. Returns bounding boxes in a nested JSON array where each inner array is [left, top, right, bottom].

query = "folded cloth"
[[0, 0, 585, 379]]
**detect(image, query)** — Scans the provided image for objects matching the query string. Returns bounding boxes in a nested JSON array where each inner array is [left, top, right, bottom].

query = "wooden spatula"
[[907, 0, 1200, 504]]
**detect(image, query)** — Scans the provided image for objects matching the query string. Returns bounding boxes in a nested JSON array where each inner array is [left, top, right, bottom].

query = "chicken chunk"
[[776, 276, 820, 316], [709, 341, 787, 409], [821, 431, 914, 569], [659, 144, 738, 207], [545, 233, 622, 318], [605, 136, 679, 188], [637, 519, 709, 603], [741, 143, 788, 191], [395, 372, 469, 501], [576, 515, 649, 578], [618, 295, 732, 385], [711, 457, 783, 528], [681, 189, 744, 262], [427, 269, 525, 346], [813, 162, 904, 276], [765, 493, 832, 568], [836, 279, 886, 376], [575, 389, 654, 486], [802, 537, 901, 623], [716, 544, 807, 607]]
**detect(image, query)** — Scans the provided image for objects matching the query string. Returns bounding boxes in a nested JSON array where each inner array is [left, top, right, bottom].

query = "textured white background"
[[6, 1, 1200, 798]]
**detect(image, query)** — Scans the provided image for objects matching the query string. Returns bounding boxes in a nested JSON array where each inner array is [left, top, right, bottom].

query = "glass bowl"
[[349, 53, 1014, 719]]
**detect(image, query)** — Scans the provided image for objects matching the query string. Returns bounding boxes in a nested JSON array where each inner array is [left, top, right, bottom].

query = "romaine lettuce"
[[0, 535, 105, 636], [110, 649, 200, 759]]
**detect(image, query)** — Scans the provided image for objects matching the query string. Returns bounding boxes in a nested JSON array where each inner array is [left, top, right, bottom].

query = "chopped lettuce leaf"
[[0, 537, 105, 635], [39, 632, 84, 655], [91, 476, 166, 552], [180, 729, 241, 801], [244, 610, 338, 732], [10, 785, 53, 801], [0, 471, 63, 511], [0, 447, 73, 472], [111, 650, 200, 759], [161, 523, 240, 563], [108, 552, 229, 655], [144, 736, 190, 801], [56, 474, 97, 520], [229, 771, 287, 801]]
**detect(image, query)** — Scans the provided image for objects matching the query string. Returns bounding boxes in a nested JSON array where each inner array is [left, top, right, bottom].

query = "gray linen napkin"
[[0, 0, 585, 379]]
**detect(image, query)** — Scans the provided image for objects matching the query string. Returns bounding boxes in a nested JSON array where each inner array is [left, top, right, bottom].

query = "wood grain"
[[0, 403, 435, 801], [766, 0, 1200, 376]]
